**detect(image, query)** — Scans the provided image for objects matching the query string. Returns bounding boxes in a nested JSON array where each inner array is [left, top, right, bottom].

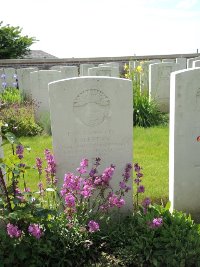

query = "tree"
[[0, 21, 37, 59]]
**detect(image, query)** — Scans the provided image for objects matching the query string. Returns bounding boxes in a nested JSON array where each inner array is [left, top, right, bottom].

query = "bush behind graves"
[[124, 64, 168, 127], [0, 87, 22, 105], [0, 101, 42, 136]]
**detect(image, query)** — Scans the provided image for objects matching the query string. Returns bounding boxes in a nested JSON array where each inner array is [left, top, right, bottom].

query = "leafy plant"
[[0, 133, 132, 266], [0, 87, 22, 105], [0, 101, 43, 136], [124, 64, 168, 127]]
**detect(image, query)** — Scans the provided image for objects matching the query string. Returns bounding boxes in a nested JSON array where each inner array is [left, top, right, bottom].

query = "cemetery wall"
[[0, 53, 198, 72]]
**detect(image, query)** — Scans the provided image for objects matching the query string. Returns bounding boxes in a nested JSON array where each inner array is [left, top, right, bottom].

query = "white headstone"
[[149, 63, 181, 112], [51, 66, 78, 78], [88, 66, 119, 77], [140, 60, 161, 94], [48, 77, 133, 212], [50, 65, 62, 71], [4, 68, 16, 88], [61, 66, 78, 78], [16, 68, 38, 98], [187, 56, 200, 68], [169, 68, 200, 220], [162, 59, 175, 63], [192, 60, 200, 68], [30, 70, 63, 123], [176, 58, 187, 69], [80, 64, 95, 76], [99, 62, 119, 70]]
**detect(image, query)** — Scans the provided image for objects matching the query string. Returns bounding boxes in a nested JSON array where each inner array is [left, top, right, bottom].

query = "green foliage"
[[0, 102, 43, 136], [1, 134, 200, 266], [0, 87, 22, 105], [134, 88, 168, 127], [93, 204, 200, 267], [0, 21, 36, 59], [124, 64, 168, 127]]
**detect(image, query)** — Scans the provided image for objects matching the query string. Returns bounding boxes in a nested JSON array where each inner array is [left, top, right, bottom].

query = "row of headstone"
[[46, 67, 200, 218], [1, 62, 200, 218], [129, 57, 190, 112], [80, 63, 120, 77]]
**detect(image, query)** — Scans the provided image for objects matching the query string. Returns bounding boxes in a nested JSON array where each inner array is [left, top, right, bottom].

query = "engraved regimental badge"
[[73, 89, 110, 127]]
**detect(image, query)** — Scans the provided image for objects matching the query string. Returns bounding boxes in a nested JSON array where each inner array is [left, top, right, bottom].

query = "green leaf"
[[4, 132, 20, 145], [165, 201, 171, 211]]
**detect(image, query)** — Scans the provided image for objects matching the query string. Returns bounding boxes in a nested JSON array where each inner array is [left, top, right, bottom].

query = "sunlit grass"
[[134, 126, 169, 204]]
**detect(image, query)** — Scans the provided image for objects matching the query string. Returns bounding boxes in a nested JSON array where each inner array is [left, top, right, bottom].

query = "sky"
[[0, 0, 200, 58]]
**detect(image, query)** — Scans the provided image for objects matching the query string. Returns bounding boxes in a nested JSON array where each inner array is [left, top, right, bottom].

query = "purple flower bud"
[[16, 145, 24, 159], [137, 185, 145, 193]]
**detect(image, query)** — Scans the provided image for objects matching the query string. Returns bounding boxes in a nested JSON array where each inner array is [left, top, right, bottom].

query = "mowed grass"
[[3, 126, 169, 203], [134, 126, 169, 204]]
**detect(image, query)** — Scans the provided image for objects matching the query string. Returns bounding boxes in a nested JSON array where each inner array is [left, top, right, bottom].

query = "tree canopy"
[[0, 21, 37, 59]]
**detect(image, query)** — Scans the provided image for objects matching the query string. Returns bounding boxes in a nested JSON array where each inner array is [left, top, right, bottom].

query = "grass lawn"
[[3, 126, 169, 204]]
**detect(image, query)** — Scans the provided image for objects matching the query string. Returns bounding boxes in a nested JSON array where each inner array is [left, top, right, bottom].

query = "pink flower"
[[28, 224, 43, 239], [108, 194, 125, 208], [80, 159, 88, 168], [101, 165, 115, 184], [7, 223, 22, 238], [77, 158, 88, 174], [149, 217, 163, 229], [88, 220, 100, 233], [36, 157, 43, 175], [65, 193, 76, 207], [44, 149, 56, 185]]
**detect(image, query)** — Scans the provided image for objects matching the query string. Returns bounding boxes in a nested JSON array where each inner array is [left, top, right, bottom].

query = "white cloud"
[[176, 0, 198, 9]]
